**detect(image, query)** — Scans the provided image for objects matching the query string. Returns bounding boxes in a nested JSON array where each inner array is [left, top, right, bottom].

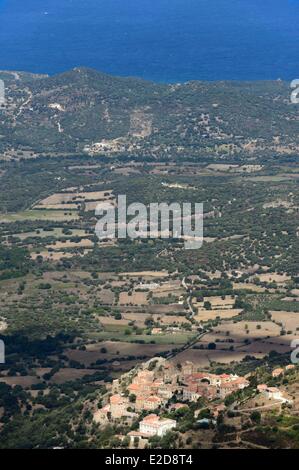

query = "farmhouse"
[[258, 385, 293, 404]]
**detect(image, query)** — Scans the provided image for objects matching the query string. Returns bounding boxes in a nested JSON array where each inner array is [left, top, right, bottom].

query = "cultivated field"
[[119, 291, 149, 306], [194, 308, 243, 322], [270, 310, 299, 332]]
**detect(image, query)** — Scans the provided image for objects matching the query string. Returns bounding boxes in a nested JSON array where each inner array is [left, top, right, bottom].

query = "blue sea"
[[0, 0, 298, 82]]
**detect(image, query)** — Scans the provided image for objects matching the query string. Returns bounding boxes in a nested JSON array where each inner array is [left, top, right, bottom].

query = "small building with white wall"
[[139, 414, 176, 437]]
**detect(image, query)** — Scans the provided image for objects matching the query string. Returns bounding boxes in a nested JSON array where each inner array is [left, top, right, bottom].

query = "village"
[[93, 357, 297, 446]]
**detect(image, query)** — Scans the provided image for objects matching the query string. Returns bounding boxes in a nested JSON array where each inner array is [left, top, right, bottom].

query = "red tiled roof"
[[110, 394, 125, 404]]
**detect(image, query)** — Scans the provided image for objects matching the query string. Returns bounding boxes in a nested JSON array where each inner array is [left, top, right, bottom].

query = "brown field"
[[241, 339, 291, 354], [122, 271, 169, 279], [184, 320, 292, 362], [67, 165, 103, 171], [244, 175, 295, 182], [153, 290, 183, 299], [233, 282, 269, 293], [151, 281, 184, 299], [10, 228, 89, 241], [194, 332, 244, 350], [99, 316, 130, 327], [42, 270, 91, 282], [113, 167, 142, 175], [116, 304, 184, 316], [110, 280, 127, 288], [261, 333, 297, 350], [46, 239, 94, 250], [152, 314, 190, 325], [31, 250, 90, 261], [208, 321, 281, 340], [31, 251, 74, 261], [84, 200, 117, 212], [119, 291, 149, 306], [36, 190, 113, 206], [34, 203, 80, 210], [206, 163, 239, 172], [97, 289, 115, 305], [194, 295, 235, 310], [139, 304, 185, 314], [123, 312, 153, 327], [189, 321, 284, 359], [50, 368, 97, 384], [66, 341, 173, 366], [203, 270, 223, 279], [34, 368, 52, 377], [194, 308, 243, 322], [0, 376, 40, 387], [206, 164, 263, 173], [253, 273, 291, 284], [270, 311, 299, 332], [109, 360, 145, 373], [172, 349, 264, 369]]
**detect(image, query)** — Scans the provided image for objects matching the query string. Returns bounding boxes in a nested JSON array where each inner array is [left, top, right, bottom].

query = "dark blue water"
[[0, 0, 298, 82]]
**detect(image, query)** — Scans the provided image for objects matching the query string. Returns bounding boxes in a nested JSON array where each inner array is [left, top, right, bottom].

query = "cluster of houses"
[[182, 371, 249, 402], [95, 359, 250, 435], [93, 358, 297, 445], [256, 364, 296, 404]]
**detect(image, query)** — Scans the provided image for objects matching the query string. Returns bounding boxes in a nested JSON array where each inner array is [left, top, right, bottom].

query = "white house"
[[264, 387, 293, 404], [139, 414, 176, 437]]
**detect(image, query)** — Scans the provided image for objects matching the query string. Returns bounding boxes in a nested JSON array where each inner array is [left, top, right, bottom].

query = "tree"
[[129, 394, 136, 403], [250, 411, 261, 424]]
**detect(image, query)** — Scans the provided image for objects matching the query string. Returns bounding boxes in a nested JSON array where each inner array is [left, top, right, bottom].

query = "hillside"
[[0, 68, 298, 160]]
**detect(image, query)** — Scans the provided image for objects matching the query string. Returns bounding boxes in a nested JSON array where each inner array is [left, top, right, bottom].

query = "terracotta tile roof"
[[257, 384, 268, 391], [143, 414, 159, 422], [110, 394, 125, 404], [146, 396, 161, 403], [128, 383, 140, 391], [267, 387, 280, 393], [171, 403, 188, 410]]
